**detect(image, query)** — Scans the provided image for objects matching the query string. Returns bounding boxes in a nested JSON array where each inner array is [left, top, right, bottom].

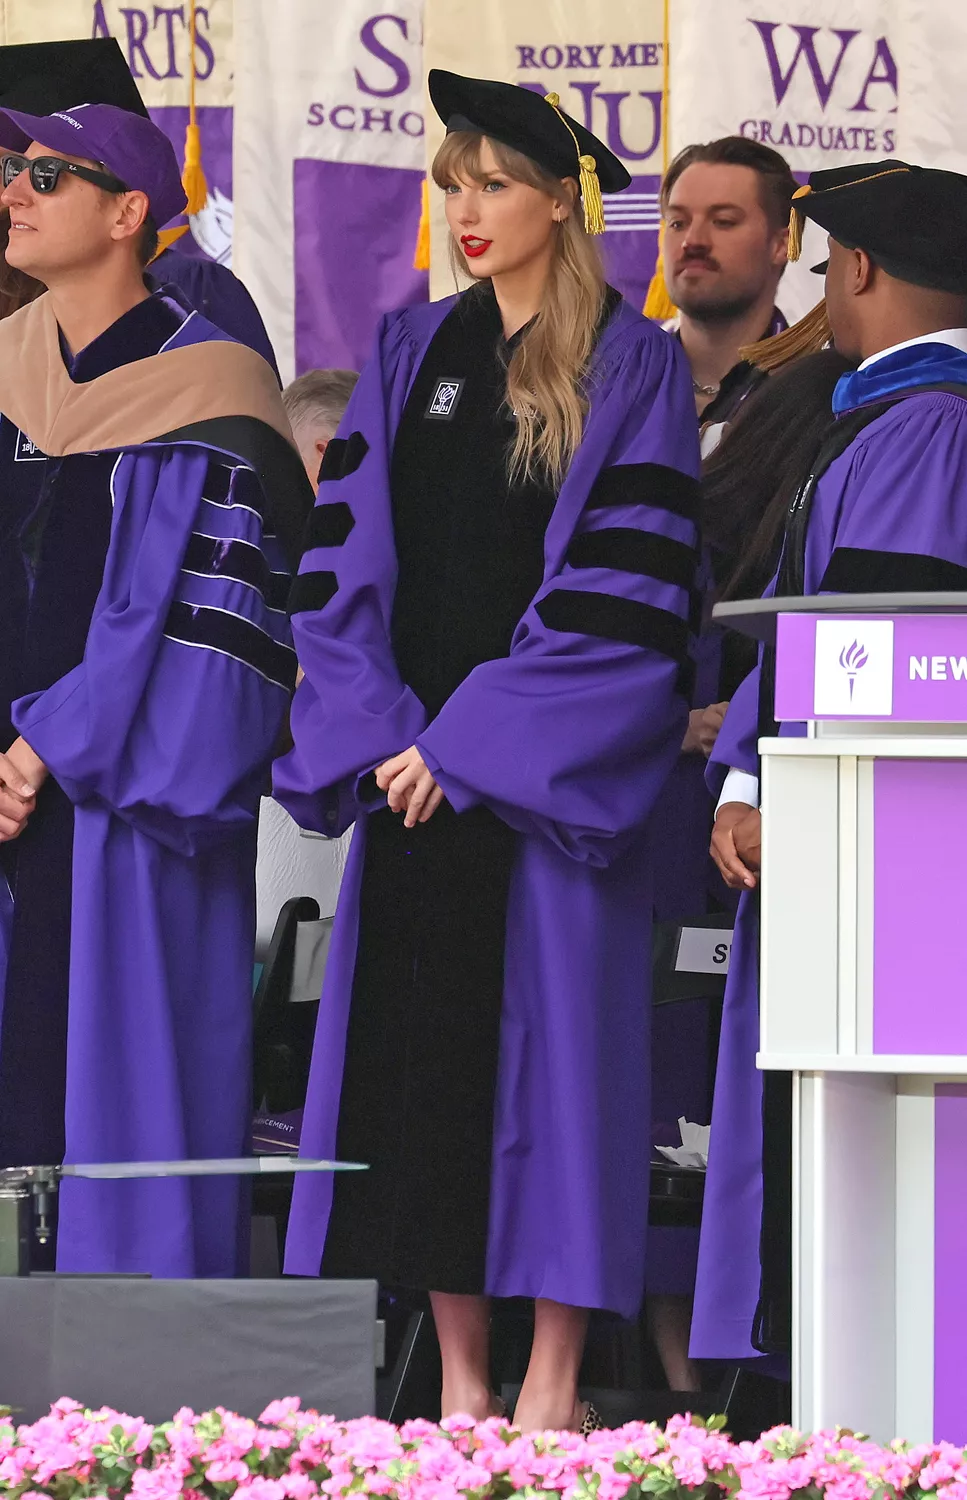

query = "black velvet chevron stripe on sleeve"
[[288, 570, 338, 615], [536, 589, 689, 662], [318, 431, 370, 483], [566, 528, 697, 590], [304, 501, 356, 549], [820, 547, 967, 594], [164, 601, 297, 691], [583, 462, 700, 520]]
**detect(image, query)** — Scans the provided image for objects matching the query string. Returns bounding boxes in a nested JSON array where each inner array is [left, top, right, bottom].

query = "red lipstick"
[[461, 235, 492, 259]]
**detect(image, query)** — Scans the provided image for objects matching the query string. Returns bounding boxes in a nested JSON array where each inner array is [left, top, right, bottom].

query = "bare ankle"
[[440, 1380, 501, 1422]]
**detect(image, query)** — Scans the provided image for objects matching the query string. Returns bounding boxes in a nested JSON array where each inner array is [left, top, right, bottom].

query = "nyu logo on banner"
[[814, 618, 894, 715]]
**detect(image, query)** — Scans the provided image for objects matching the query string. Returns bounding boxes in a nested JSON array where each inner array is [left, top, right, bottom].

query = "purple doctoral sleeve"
[[272, 306, 452, 835], [13, 447, 294, 857], [417, 322, 701, 866]]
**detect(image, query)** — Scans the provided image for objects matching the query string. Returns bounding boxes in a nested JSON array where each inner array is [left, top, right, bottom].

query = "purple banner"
[[873, 760, 967, 1057], [934, 1084, 967, 1442], [294, 158, 428, 373], [776, 612, 967, 722], [600, 174, 659, 314], [149, 105, 233, 264]]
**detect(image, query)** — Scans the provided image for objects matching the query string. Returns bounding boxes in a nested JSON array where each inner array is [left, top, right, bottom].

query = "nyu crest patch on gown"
[[425, 377, 464, 419], [14, 430, 46, 461]]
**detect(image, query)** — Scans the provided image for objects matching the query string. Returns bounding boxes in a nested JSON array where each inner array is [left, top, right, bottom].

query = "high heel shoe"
[[579, 1401, 604, 1435]]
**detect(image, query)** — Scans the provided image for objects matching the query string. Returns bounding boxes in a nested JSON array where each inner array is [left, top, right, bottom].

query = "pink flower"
[[260, 1399, 304, 1426], [207, 1457, 254, 1483]]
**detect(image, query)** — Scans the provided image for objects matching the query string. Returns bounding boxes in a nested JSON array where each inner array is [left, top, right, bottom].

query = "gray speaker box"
[[0, 1277, 378, 1423]]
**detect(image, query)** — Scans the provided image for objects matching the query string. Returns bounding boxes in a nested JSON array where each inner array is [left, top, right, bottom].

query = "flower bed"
[[2, 1400, 966, 1500]]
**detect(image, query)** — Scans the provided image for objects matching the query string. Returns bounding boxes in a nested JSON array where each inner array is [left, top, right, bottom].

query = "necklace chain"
[[692, 378, 721, 398]]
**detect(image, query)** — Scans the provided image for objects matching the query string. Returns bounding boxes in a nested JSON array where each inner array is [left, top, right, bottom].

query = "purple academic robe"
[[646, 576, 724, 1297], [690, 343, 967, 1359], [0, 295, 297, 1276], [149, 247, 279, 377], [274, 291, 702, 1316]]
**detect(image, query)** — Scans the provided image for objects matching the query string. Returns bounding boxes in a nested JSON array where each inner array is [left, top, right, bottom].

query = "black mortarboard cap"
[[789, 159, 967, 295], [0, 37, 148, 119], [428, 70, 631, 234]]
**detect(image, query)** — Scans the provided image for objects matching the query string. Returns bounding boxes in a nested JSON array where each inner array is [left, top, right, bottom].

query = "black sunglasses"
[[1, 153, 129, 195]]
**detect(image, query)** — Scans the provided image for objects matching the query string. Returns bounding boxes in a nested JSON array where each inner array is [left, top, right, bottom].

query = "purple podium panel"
[[873, 760, 967, 1055], [935, 1085, 967, 1443], [776, 613, 967, 722]]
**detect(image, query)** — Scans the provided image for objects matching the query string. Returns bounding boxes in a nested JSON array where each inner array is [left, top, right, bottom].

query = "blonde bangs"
[[432, 131, 553, 194], [430, 129, 608, 487]]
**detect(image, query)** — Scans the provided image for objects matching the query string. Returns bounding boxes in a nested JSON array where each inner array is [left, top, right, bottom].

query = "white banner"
[[895, 0, 967, 176], [233, 0, 426, 384], [669, 0, 899, 323]]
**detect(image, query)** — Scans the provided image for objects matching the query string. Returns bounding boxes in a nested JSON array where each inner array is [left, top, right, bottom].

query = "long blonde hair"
[[431, 132, 608, 486]]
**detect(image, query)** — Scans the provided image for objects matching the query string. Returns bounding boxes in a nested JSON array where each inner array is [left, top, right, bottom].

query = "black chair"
[[253, 896, 329, 1114], [648, 914, 732, 1226], [251, 898, 332, 1272]]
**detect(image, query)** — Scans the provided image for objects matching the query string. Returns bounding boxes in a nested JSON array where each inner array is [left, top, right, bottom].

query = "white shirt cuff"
[[716, 769, 760, 815]]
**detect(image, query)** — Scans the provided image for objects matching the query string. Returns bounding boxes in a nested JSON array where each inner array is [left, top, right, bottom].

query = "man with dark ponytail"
[[276, 71, 701, 1432]]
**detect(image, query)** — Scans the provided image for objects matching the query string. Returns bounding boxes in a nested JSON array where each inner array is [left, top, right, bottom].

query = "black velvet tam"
[[0, 37, 148, 116], [802, 159, 967, 294], [429, 68, 631, 193]]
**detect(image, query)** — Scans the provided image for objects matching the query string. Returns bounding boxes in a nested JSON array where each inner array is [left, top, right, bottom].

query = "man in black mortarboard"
[[696, 158, 967, 1369], [0, 36, 278, 374]]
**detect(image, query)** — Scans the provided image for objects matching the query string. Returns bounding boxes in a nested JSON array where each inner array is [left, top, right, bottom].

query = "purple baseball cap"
[[0, 101, 187, 226]]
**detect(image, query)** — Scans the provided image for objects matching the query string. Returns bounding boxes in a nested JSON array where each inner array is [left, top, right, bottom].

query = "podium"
[[715, 593, 967, 1446]]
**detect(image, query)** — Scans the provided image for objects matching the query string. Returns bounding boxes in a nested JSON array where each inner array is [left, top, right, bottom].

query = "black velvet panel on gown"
[[0, 294, 186, 1168], [321, 285, 558, 1292]]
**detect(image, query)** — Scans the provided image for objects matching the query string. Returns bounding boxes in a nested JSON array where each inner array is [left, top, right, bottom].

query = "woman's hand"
[[0, 739, 46, 843], [375, 746, 445, 829]]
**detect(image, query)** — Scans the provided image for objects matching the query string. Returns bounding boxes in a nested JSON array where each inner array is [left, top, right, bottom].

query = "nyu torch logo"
[[814, 620, 893, 716], [839, 639, 868, 699]]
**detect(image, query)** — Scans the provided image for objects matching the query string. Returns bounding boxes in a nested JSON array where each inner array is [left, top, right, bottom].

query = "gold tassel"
[[578, 153, 605, 235], [544, 91, 607, 235], [740, 299, 831, 372], [787, 182, 812, 263], [182, 0, 208, 216], [643, 221, 677, 320], [413, 177, 430, 271]]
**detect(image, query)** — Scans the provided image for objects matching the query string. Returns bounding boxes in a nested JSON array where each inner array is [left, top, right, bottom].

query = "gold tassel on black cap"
[[740, 299, 831, 372], [787, 183, 811, 262], [544, 92, 606, 235]]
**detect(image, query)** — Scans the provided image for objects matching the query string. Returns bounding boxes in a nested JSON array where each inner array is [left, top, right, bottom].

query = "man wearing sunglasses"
[[0, 102, 314, 1278], [0, 37, 279, 372]]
